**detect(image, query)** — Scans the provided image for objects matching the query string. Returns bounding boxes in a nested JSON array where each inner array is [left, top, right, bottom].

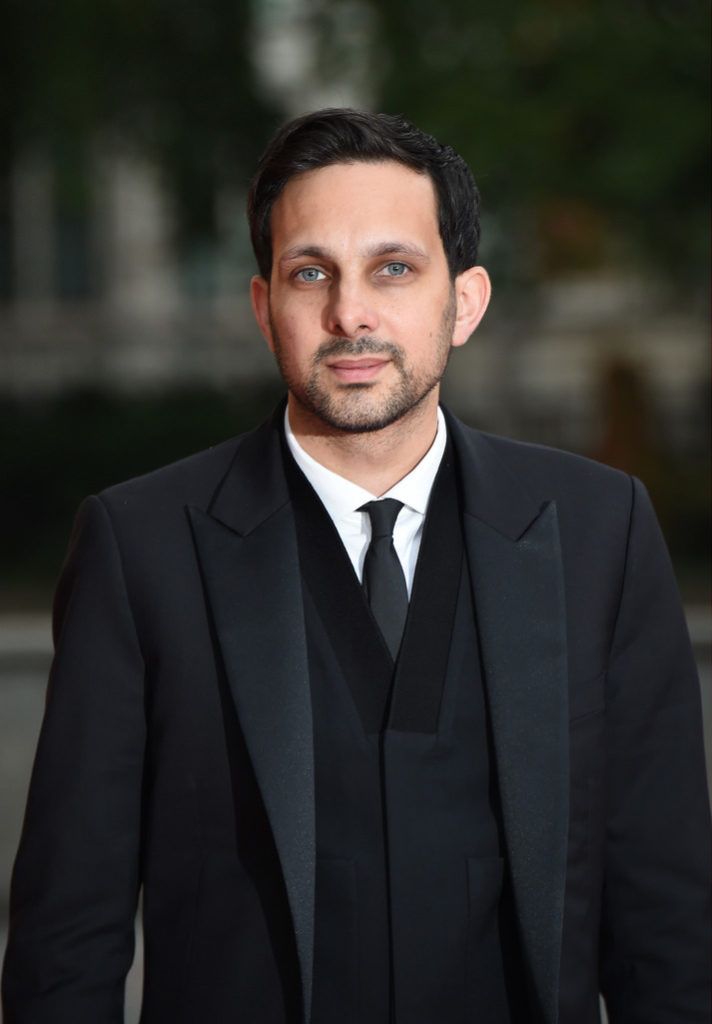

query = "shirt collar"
[[283, 405, 447, 521]]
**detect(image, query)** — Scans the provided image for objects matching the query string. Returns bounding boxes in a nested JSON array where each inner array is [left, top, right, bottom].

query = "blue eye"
[[383, 262, 408, 277], [296, 267, 325, 282]]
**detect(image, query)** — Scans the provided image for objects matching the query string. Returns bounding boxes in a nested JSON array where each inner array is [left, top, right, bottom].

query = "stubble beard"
[[270, 291, 456, 434]]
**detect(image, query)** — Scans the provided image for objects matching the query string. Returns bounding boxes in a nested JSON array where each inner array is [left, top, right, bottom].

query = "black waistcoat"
[[285, 439, 518, 1024]]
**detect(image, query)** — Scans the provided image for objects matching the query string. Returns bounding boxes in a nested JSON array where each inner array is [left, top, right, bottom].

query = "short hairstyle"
[[247, 108, 481, 280]]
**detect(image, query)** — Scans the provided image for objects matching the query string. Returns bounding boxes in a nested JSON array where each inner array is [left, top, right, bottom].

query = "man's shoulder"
[[477, 427, 628, 488], [449, 414, 634, 526], [96, 432, 248, 517]]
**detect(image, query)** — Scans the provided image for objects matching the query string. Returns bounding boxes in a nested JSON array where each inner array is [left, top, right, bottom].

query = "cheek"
[[387, 284, 448, 329], [272, 292, 325, 340], [271, 315, 316, 367], [378, 302, 421, 340], [390, 305, 446, 349]]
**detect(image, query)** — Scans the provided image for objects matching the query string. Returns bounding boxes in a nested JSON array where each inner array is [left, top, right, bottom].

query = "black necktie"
[[360, 498, 409, 660]]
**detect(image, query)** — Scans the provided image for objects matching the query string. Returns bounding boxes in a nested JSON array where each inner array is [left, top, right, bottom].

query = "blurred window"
[[54, 212, 94, 300], [0, 177, 12, 301], [53, 155, 97, 301]]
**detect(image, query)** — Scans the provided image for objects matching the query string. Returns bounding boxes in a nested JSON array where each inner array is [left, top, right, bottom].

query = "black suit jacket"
[[3, 405, 711, 1023]]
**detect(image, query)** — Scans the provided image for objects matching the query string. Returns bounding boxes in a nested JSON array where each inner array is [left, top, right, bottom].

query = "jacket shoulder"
[[96, 434, 245, 514], [476, 428, 630, 495], [449, 416, 637, 544]]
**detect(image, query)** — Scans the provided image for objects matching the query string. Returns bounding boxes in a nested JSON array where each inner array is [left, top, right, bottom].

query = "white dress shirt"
[[284, 406, 447, 596]]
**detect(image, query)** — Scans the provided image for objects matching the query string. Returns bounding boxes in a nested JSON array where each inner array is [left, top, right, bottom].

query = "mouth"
[[325, 358, 390, 383]]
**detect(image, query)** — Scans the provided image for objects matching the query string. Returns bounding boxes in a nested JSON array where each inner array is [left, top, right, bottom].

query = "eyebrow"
[[278, 241, 430, 266]]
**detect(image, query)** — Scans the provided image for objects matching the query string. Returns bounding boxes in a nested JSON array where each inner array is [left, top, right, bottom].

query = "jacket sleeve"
[[599, 477, 711, 1022], [2, 495, 146, 1024]]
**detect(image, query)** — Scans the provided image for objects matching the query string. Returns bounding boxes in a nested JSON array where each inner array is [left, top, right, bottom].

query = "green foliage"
[[2, 0, 281, 245], [313, 0, 710, 282], [3, 1, 708, 275]]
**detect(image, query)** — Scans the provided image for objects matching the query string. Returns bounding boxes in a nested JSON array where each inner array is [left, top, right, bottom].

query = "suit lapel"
[[448, 411, 569, 1024], [186, 409, 315, 1024]]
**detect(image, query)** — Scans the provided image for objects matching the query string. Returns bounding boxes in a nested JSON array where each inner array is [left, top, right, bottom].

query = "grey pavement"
[[2, 611, 710, 1021]]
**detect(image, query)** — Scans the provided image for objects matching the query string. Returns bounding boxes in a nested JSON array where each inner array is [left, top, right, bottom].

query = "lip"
[[326, 358, 390, 382]]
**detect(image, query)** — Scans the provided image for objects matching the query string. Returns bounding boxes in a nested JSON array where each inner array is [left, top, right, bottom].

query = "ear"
[[451, 265, 491, 348], [250, 275, 275, 353]]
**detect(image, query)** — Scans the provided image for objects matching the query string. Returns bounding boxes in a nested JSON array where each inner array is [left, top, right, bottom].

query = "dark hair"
[[247, 108, 481, 280]]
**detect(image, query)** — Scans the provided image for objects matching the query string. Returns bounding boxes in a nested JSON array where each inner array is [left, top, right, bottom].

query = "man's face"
[[251, 160, 477, 433]]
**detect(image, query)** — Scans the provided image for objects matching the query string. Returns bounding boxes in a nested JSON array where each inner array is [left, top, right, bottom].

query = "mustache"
[[313, 336, 405, 367]]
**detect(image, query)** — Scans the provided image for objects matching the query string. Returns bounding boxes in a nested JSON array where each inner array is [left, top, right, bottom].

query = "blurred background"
[[1, 0, 709, 1018]]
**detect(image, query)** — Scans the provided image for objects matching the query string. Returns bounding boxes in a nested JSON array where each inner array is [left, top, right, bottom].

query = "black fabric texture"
[[2, 403, 709, 1024]]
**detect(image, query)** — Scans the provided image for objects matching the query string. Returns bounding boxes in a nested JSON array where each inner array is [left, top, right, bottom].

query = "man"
[[2, 109, 710, 1023]]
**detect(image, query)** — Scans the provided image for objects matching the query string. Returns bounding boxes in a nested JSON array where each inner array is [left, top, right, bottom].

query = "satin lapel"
[[447, 411, 568, 1024], [464, 507, 568, 1024], [186, 410, 315, 1024]]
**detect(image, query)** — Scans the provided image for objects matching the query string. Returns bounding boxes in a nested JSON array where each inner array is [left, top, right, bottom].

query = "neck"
[[287, 391, 441, 495]]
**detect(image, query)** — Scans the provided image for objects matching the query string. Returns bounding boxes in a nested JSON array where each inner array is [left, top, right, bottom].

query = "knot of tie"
[[360, 498, 403, 539]]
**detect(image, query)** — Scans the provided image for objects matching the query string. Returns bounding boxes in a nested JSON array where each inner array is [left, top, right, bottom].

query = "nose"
[[324, 280, 380, 338]]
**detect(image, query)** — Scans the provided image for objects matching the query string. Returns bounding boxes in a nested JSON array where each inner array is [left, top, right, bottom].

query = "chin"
[[303, 382, 435, 434]]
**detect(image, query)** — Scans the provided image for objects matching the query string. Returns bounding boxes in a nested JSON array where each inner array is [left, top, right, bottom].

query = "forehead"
[[270, 160, 441, 253]]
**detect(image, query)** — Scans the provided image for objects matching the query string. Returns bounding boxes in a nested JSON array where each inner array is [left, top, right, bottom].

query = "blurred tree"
[[1, 0, 278, 258], [311, 0, 710, 286]]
